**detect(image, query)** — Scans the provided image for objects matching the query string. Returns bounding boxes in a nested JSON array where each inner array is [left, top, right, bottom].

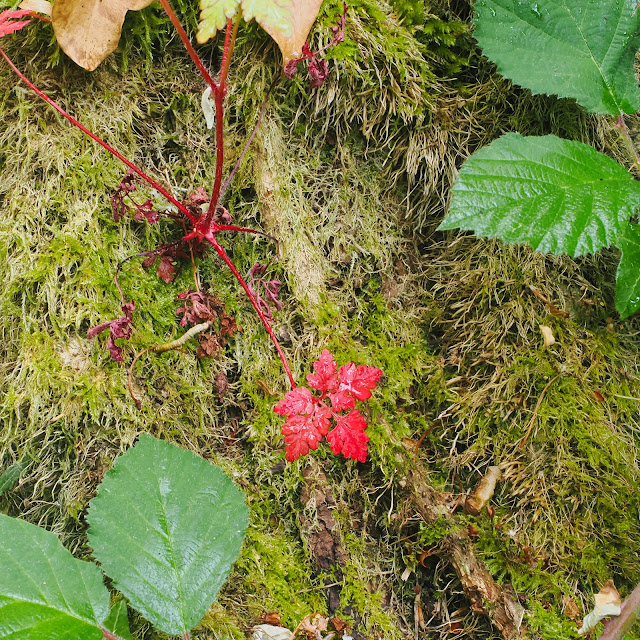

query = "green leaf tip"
[[440, 133, 640, 257], [87, 433, 249, 636], [0, 513, 110, 639], [473, 0, 640, 114]]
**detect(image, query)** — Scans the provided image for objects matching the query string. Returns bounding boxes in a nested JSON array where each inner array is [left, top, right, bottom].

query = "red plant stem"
[[156, 0, 217, 91], [204, 232, 296, 388], [219, 74, 280, 202], [101, 628, 124, 640], [204, 18, 237, 226], [0, 47, 197, 224]]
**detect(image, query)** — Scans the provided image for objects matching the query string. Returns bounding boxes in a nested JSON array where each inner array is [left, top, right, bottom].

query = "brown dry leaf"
[[19, 0, 51, 15], [578, 580, 622, 635], [52, 0, 154, 70]]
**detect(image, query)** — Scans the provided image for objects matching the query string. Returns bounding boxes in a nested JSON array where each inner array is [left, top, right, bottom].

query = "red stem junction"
[[0, 4, 297, 390]]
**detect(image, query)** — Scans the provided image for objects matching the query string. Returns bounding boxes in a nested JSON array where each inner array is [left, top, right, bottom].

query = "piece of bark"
[[408, 467, 527, 640]]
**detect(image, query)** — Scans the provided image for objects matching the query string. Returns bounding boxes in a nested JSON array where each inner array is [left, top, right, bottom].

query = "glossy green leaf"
[[440, 133, 640, 257], [473, 0, 640, 114], [0, 513, 109, 639], [87, 434, 248, 636], [616, 222, 640, 318], [104, 600, 133, 640]]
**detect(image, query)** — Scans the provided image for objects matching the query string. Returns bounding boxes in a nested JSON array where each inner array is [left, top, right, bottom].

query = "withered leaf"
[[578, 580, 622, 635], [52, 0, 154, 70]]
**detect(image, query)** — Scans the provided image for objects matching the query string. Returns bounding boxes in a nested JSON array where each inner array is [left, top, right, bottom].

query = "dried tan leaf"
[[578, 580, 622, 635], [539, 324, 556, 348], [52, 0, 154, 70], [19, 0, 51, 15], [257, 0, 324, 63]]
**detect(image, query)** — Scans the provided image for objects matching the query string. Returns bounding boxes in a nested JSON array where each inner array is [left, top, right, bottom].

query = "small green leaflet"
[[440, 133, 640, 257], [616, 222, 640, 318], [87, 434, 249, 636], [0, 513, 110, 639], [473, 0, 640, 114]]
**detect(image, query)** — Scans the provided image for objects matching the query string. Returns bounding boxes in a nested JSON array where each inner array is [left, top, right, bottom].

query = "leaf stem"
[[101, 628, 125, 640], [615, 113, 640, 174], [156, 0, 217, 91], [0, 47, 196, 224], [204, 233, 296, 388]]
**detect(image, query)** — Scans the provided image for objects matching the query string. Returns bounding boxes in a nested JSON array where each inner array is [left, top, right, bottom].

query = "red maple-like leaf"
[[326, 409, 369, 462], [274, 386, 316, 417], [330, 362, 383, 411], [0, 10, 31, 38], [87, 301, 135, 362], [306, 348, 338, 391]]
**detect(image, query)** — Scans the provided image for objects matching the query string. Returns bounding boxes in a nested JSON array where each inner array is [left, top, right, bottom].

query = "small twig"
[[127, 322, 213, 408], [413, 422, 439, 462], [288, 613, 323, 640], [518, 374, 561, 449], [295, 581, 342, 594]]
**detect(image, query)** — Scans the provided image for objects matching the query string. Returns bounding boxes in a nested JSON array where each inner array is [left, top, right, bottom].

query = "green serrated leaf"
[[104, 600, 133, 640], [474, 0, 640, 114], [616, 222, 640, 318], [440, 134, 640, 257], [196, 0, 241, 43], [87, 434, 249, 636], [0, 460, 28, 497], [0, 514, 109, 639]]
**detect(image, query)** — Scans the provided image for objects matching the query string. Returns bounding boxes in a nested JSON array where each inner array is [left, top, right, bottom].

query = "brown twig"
[[518, 374, 561, 449], [127, 322, 213, 408]]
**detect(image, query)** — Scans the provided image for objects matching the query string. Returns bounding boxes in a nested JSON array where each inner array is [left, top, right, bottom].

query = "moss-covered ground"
[[1, 0, 640, 638]]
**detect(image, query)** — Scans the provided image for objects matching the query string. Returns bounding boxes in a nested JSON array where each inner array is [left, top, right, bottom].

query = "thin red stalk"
[[204, 18, 236, 224], [0, 48, 197, 224], [101, 628, 124, 640], [156, 0, 217, 91], [204, 233, 296, 388], [219, 74, 280, 202], [218, 15, 239, 91]]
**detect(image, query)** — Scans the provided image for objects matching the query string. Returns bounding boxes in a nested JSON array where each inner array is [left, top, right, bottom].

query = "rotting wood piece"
[[408, 468, 527, 640]]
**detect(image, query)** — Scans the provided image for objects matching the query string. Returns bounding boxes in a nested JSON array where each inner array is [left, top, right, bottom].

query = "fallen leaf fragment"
[[197, 0, 323, 64], [52, 0, 155, 70], [251, 624, 292, 640], [539, 324, 556, 348], [578, 580, 622, 635], [19, 0, 51, 15], [465, 466, 501, 516]]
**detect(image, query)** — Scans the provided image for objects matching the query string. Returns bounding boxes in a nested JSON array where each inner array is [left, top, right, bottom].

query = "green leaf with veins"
[[473, 0, 640, 114], [0, 513, 109, 639], [87, 434, 248, 636], [104, 600, 133, 640], [616, 222, 640, 318], [439, 133, 640, 257]]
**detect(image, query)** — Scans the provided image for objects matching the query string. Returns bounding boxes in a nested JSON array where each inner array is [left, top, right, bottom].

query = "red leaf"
[[330, 362, 382, 409], [0, 10, 31, 38], [306, 348, 338, 391], [87, 301, 135, 362], [156, 255, 176, 283], [282, 414, 324, 461], [274, 386, 316, 417], [326, 409, 369, 462]]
